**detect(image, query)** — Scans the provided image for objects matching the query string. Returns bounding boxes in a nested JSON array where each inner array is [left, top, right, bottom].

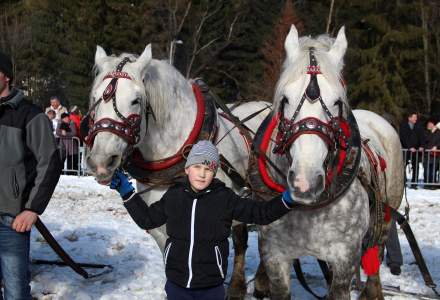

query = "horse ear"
[[95, 45, 107, 66], [328, 26, 347, 63], [134, 44, 152, 72], [284, 25, 299, 61]]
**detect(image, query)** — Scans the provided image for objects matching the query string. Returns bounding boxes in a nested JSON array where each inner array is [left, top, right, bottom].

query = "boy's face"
[[185, 164, 215, 192]]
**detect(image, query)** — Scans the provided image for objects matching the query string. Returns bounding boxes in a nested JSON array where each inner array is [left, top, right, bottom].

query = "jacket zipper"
[[13, 172, 19, 198], [215, 246, 225, 278], [186, 198, 198, 288], [163, 242, 172, 266]]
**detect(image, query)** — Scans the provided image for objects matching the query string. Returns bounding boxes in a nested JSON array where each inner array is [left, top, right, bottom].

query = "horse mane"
[[91, 53, 193, 126], [274, 34, 347, 112], [143, 59, 194, 127]]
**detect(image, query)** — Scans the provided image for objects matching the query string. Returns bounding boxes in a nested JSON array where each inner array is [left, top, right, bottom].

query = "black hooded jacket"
[[123, 178, 291, 289]]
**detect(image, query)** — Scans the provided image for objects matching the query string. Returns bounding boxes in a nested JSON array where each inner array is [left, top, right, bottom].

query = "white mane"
[[274, 34, 347, 111], [143, 59, 194, 127], [91, 54, 192, 126]]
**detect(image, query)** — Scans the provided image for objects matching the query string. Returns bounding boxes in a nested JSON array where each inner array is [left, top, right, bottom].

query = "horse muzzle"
[[288, 169, 325, 201], [86, 153, 122, 184]]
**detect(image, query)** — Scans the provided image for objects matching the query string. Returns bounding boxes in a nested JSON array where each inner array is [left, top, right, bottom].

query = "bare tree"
[[326, 0, 335, 34], [0, 6, 31, 87]]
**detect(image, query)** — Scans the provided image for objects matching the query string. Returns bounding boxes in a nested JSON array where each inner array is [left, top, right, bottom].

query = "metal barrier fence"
[[57, 136, 84, 176], [56, 139, 440, 187], [403, 148, 440, 188]]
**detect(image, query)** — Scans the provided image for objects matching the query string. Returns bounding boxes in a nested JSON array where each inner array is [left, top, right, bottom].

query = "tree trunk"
[[326, 0, 335, 34], [420, 0, 431, 113]]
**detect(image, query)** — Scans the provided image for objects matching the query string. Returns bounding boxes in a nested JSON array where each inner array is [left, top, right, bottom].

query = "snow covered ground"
[[27, 176, 439, 299]]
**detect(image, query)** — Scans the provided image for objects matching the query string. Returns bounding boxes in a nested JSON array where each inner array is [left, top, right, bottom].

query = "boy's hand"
[[12, 210, 38, 232], [282, 189, 294, 206], [110, 169, 135, 200]]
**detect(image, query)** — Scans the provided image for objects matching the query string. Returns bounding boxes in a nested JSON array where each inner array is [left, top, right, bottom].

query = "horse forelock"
[[274, 34, 347, 112]]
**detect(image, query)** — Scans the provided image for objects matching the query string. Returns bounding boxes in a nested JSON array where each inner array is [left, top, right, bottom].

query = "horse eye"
[[131, 98, 140, 105], [282, 96, 289, 104]]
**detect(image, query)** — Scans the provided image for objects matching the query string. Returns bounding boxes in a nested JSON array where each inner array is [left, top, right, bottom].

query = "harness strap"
[[293, 259, 327, 300], [34, 218, 113, 279], [219, 154, 247, 188], [391, 208, 440, 297]]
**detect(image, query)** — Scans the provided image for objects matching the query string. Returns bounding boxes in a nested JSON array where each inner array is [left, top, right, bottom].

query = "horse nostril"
[[87, 157, 97, 172], [316, 174, 324, 187]]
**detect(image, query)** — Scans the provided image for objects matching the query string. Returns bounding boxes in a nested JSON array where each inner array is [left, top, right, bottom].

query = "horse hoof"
[[359, 288, 385, 300], [227, 287, 246, 300], [226, 292, 246, 300], [253, 288, 270, 299]]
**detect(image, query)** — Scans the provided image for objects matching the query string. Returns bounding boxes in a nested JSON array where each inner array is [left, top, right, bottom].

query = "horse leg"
[[327, 260, 355, 300], [253, 238, 270, 299], [359, 244, 386, 300], [261, 254, 291, 300], [227, 223, 248, 300]]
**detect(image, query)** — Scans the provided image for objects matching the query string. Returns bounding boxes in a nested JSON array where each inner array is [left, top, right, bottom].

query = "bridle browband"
[[84, 57, 146, 147]]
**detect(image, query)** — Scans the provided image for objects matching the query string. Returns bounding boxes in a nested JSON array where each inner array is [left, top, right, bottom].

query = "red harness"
[[257, 112, 351, 193], [131, 83, 206, 170]]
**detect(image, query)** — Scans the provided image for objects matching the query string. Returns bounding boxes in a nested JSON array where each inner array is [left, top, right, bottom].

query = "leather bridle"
[[273, 48, 348, 158], [84, 57, 146, 147]]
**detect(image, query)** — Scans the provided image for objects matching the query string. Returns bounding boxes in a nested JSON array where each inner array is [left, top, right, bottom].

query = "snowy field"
[[27, 176, 440, 299]]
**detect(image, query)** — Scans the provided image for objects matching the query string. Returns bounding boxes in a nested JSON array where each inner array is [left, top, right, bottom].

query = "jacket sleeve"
[[123, 193, 168, 230], [399, 123, 409, 148], [24, 113, 63, 214], [227, 190, 291, 225]]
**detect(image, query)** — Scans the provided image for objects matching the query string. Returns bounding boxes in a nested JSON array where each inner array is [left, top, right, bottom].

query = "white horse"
[[85, 44, 270, 298], [249, 25, 404, 299]]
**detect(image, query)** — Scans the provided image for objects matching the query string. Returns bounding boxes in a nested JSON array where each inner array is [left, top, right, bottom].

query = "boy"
[[110, 140, 294, 300]]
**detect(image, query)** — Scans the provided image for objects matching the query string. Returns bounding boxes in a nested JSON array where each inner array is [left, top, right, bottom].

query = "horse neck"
[[137, 60, 197, 160]]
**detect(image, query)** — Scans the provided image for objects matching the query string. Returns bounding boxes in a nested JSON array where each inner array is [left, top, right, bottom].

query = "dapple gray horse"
[[84, 44, 270, 299], [249, 25, 404, 300]]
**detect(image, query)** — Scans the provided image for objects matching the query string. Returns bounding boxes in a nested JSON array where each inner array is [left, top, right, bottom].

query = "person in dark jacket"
[[423, 118, 440, 186], [399, 112, 424, 188], [57, 112, 79, 174], [0, 52, 62, 299], [110, 140, 294, 300]]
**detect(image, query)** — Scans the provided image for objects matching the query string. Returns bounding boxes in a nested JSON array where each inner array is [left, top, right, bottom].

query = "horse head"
[[273, 25, 348, 204], [85, 44, 152, 184]]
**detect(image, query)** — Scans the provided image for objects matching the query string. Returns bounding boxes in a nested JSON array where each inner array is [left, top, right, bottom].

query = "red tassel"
[[361, 246, 380, 276]]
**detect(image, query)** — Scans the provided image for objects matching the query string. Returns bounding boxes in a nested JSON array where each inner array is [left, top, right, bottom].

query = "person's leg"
[[385, 219, 403, 275], [410, 156, 419, 188], [194, 284, 225, 300], [164, 280, 193, 300], [0, 215, 31, 300]]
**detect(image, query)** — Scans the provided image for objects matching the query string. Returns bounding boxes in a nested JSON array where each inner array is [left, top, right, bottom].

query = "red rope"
[[132, 83, 206, 171]]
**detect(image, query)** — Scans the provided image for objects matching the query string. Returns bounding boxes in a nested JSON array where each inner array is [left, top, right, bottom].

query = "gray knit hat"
[[185, 140, 219, 171]]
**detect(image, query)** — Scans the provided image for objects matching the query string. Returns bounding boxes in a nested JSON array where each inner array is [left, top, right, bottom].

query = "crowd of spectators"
[[45, 97, 84, 175], [399, 111, 440, 189]]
